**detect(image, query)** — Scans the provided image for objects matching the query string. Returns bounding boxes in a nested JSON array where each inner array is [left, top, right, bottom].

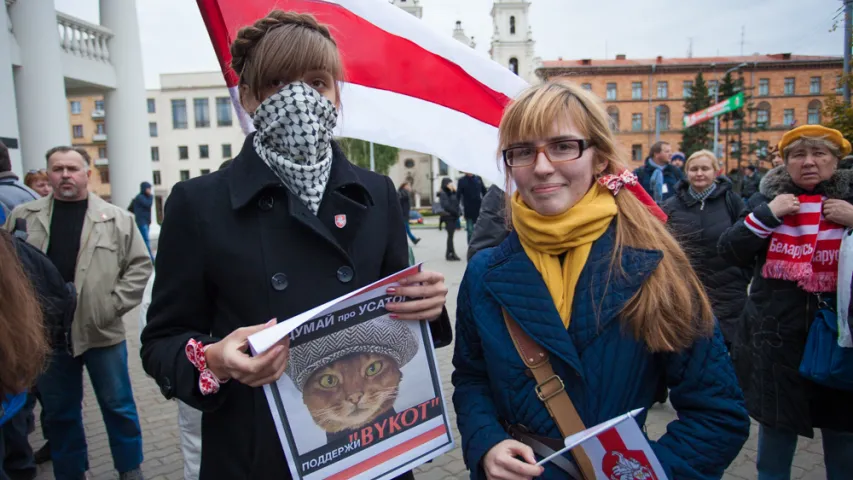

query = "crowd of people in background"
[[1, 9, 852, 480]]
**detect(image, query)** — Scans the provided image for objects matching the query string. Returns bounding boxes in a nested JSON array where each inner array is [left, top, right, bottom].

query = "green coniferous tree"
[[680, 72, 713, 156]]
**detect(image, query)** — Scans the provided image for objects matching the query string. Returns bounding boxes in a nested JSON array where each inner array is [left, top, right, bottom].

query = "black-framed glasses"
[[502, 139, 592, 167]]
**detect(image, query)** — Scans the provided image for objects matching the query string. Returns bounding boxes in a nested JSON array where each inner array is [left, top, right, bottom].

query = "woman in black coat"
[[438, 178, 461, 261], [662, 150, 750, 347], [397, 182, 420, 244], [140, 11, 451, 480], [718, 125, 853, 479]]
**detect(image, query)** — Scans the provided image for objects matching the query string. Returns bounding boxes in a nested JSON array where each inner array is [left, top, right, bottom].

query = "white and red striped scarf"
[[745, 194, 844, 292]]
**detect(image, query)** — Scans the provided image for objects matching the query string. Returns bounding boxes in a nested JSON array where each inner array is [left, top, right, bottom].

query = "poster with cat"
[[249, 265, 455, 480]]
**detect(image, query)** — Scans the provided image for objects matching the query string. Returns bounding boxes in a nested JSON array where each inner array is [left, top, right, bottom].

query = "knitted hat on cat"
[[285, 316, 419, 392]]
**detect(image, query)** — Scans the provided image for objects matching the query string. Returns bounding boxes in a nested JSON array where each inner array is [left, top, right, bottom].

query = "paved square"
[[28, 227, 826, 480]]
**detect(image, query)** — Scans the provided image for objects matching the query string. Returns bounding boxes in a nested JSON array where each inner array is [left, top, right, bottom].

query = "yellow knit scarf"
[[511, 184, 617, 328]]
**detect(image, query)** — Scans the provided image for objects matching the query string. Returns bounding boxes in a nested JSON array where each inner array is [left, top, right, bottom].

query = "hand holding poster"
[[248, 265, 454, 480]]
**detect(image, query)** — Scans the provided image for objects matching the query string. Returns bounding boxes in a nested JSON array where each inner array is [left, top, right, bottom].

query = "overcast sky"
[[56, 0, 845, 89]]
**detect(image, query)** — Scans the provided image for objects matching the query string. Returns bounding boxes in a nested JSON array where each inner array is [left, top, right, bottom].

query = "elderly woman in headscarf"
[[719, 125, 853, 480]]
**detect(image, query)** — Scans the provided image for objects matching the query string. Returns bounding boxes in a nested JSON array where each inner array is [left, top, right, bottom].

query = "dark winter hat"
[[671, 152, 686, 162], [140, 181, 152, 191], [285, 316, 419, 392], [440, 177, 452, 191]]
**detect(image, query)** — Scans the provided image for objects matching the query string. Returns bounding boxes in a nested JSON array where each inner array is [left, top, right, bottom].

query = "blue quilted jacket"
[[452, 226, 749, 480]]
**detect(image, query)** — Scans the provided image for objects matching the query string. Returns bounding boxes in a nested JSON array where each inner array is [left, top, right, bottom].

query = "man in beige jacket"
[[5, 146, 152, 480]]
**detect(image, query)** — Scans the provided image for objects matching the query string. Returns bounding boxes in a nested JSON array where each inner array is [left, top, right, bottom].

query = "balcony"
[[91, 109, 104, 119], [94, 157, 108, 166], [92, 133, 107, 142]]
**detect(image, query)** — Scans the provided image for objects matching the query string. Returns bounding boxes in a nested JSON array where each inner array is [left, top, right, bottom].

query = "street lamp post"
[[714, 63, 748, 159]]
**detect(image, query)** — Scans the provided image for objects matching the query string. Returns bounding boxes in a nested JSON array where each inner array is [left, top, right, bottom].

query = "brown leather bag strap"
[[502, 308, 597, 480]]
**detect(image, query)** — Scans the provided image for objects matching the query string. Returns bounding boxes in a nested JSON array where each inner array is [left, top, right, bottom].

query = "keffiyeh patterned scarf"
[[688, 183, 717, 203], [252, 82, 338, 215]]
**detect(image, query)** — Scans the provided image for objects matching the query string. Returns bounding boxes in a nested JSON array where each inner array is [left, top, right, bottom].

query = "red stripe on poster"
[[325, 424, 448, 480]]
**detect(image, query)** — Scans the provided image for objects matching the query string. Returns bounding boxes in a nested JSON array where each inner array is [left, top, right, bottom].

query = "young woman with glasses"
[[452, 81, 749, 479]]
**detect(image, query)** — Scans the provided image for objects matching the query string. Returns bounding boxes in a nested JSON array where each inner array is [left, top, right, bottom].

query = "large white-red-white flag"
[[196, 0, 530, 185]]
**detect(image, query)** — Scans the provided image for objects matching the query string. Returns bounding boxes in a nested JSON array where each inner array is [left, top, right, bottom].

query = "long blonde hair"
[[498, 81, 714, 352]]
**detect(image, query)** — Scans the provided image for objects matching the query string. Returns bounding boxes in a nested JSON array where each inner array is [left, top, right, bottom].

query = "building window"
[[98, 147, 106, 159], [683, 80, 693, 98], [178, 146, 189, 160], [631, 144, 643, 162], [509, 58, 519, 75], [632, 113, 643, 131], [216, 97, 233, 127], [95, 123, 105, 135], [149, 122, 158, 137], [509, 16, 516, 35], [810, 77, 822, 95], [194, 98, 210, 128], [222, 144, 232, 158], [94, 100, 104, 111], [180, 170, 190, 181], [70, 101, 81, 114], [606, 107, 619, 132], [784, 78, 795, 96], [757, 140, 769, 159], [731, 141, 741, 155], [199, 144, 209, 159], [756, 102, 771, 127], [808, 100, 822, 125], [99, 167, 109, 184], [172, 99, 188, 129], [759, 78, 769, 96], [631, 82, 642, 100], [581, 83, 592, 91], [200, 169, 211, 176], [838, 75, 844, 94], [657, 105, 670, 130], [606, 83, 617, 101], [657, 81, 668, 99], [151, 146, 159, 161], [708, 80, 719, 97], [72, 125, 83, 138], [783, 108, 795, 126], [438, 159, 448, 176], [153, 170, 161, 186], [147, 98, 156, 113]]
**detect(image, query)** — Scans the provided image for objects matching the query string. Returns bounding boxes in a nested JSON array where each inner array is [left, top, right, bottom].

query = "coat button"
[[336, 266, 354, 284], [271, 273, 288, 291], [159, 377, 173, 399], [258, 196, 274, 211]]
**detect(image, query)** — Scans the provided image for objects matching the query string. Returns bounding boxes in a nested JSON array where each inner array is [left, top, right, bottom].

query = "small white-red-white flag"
[[539, 409, 668, 480], [196, 0, 529, 186]]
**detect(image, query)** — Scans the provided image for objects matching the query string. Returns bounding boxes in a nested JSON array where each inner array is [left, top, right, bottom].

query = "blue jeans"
[[404, 222, 418, 243], [137, 223, 151, 258], [757, 424, 853, 480], [38, 342, 143, 479], [465, 218, 475, 243]]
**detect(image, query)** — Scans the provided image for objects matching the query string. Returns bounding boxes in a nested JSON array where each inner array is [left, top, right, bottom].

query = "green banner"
[[683, 92, 745, 128]]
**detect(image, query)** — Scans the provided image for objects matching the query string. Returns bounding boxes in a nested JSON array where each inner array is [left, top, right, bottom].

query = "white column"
[[9, 0, 70, 173], [100, 0, 151, 209], [0, 7, 22, 175]]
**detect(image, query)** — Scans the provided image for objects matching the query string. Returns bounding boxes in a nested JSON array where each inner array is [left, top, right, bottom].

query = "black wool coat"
[[662, 179, 750, 344], [718, 165, 853, 437], [140, 135, 452, 479]]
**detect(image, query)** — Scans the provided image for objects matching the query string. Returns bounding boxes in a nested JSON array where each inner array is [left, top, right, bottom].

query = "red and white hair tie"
[[597, 170, 638, 196], [185, 339, 226, 396]]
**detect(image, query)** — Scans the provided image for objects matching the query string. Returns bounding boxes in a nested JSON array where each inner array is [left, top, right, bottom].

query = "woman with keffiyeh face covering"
[[452, 81, 748, 480], [140, 10, 451, 479], [719, 124, 853, 480]]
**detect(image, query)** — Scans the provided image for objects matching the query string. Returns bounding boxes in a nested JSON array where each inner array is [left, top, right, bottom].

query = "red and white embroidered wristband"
[[185, 338, 227, 396]]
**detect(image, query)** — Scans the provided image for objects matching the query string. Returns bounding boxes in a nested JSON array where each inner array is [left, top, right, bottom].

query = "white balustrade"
[[56, 11, 113, 63]]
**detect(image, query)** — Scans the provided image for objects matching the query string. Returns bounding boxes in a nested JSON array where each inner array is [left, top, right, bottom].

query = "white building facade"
[[147, 72, 246, 219], [1, 0, 151, 210]]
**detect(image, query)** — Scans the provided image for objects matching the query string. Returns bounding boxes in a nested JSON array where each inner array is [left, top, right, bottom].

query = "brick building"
[[536, 54, 843, 171], [67, 95, 111, 199]]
